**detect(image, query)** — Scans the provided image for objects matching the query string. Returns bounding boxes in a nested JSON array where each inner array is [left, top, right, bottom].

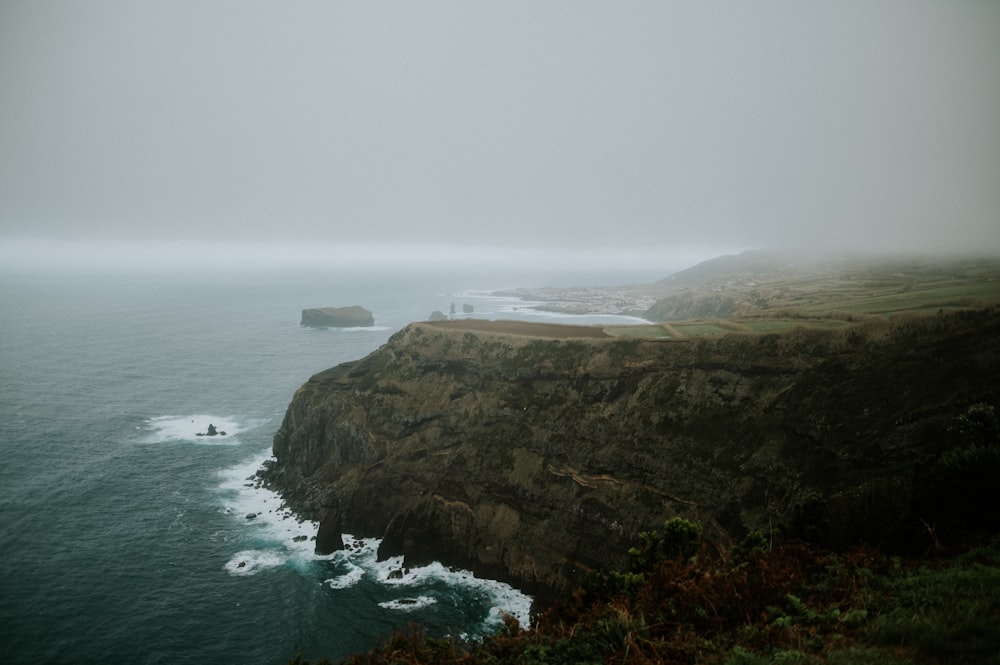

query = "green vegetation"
[[640, 254, 1000, 335], [603, 325, 674, 338], [670, 321, 734, 336], [288, 402, 1000, 664], [283, 256, 1000, 663], [291, 532, 1000, 665], [739, 319, 851, 333]]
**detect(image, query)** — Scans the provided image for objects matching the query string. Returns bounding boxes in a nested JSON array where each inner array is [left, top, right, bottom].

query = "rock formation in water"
[[262, 310, 1000, 599], [301, 306, 374, 328]]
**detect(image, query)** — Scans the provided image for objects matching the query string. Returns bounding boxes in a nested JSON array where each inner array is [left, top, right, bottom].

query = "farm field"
[[603, 254, 1000, 338]]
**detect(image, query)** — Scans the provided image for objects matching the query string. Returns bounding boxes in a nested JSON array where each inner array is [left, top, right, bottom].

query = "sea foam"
[[217, 454, 533, 632], [216, 452, 319, 557], [140, 414, 267, 445], [224, 549, 286, 576], [323, 535, 533, 631]]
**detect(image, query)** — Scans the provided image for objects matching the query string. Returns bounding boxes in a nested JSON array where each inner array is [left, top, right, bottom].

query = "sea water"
[[0, 264, 652, 664]]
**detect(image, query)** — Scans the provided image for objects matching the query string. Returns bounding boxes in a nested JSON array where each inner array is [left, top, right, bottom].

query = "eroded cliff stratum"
[[262, 310, 1000, 599]]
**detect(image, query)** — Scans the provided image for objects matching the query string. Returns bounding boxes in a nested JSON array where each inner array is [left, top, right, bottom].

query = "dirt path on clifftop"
[[424, 319, 612, 338]]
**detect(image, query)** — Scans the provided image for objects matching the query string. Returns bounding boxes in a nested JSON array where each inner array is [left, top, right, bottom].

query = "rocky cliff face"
[[263, 309, 1000, 598]]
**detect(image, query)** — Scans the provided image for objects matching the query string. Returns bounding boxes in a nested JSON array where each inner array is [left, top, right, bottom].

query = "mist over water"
[[4, 3, 997, 655], [0, 238, 717, 289]]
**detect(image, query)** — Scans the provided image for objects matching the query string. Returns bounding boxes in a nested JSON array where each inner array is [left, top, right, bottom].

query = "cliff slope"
[[263, 309, 1000, 598]]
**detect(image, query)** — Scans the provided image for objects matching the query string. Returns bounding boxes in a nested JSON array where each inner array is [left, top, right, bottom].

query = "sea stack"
[[300, 306, 374, 328]]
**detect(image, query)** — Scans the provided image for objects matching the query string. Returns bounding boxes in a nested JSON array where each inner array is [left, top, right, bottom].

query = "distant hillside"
[[645, 252, 1000, 322], [655, 249, 797, 289]]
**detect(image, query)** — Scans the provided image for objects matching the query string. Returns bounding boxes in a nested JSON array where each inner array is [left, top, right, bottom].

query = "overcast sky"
[[1, 1, 999, 269]]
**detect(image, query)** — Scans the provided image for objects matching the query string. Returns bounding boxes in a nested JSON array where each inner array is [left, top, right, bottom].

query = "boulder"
[[314, 509, 345, 555], [301, 306, 374, 328]]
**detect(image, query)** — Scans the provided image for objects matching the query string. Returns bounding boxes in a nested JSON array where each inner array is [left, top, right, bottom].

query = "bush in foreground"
[[291, 529, 1000, 665]]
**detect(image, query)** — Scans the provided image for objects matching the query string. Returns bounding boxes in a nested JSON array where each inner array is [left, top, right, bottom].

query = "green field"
[[794, 279, 1000, 315], [602, 325, 673, 338], [739, 318, 851, 332], [631, 256, 1000, 338]]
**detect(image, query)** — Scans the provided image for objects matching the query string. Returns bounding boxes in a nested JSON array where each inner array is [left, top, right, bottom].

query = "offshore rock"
[[265, 311, 1000, 599], [314, 510, 345, 555], [301, 306, 374, 328]]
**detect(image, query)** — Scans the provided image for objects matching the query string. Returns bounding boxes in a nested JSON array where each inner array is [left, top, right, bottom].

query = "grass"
[[794, 280, 1000, 316], [670, 321, 735, 336], [868, 540, 1000, 664], [603, 325, 674, 338], [604, 318, 851, 338], [290, 535, 1000, 665], [285, 256, 1000, 662], [739, 319, 851, 332]]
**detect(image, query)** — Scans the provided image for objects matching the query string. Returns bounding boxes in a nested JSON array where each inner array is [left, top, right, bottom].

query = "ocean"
[[0, 262, 656, 664]]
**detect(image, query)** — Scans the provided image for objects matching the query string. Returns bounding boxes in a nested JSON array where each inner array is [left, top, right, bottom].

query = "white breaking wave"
[[224, 549, 286, 576], [216, 453, 320, 560], [217, 454, 533, 632], [324, 535, 533, 630], [139, 414, 269, 445], [378, 596, 436, 611]]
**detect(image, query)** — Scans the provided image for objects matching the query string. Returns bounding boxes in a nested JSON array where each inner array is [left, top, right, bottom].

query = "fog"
[[2, 1, 999, 275]]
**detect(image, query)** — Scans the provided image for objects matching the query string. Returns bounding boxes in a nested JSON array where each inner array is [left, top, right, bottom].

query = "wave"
[[217, 455, 533, 633], [224, 549, 286, 576], [216, 453, 319, 553], [322, 535, 533, 631], [378, 596, 436, 611], [139, 414, 269, 445]]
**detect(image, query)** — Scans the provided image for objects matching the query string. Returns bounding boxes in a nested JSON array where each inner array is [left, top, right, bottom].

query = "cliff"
[[301, 305, 374, 328], [263, 309, 1000, 599]]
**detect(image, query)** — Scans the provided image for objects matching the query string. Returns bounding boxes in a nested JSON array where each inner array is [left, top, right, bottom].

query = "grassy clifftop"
[[272, 254, 1000, 664], [267, 304, 1000, 590]]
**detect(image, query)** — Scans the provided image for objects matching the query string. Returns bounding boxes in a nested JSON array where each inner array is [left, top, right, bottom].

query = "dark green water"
[[0, 265, 656, 664]]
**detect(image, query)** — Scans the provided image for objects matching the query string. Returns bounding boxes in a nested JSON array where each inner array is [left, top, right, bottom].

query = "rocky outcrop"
[[263, 309, 1000, 599], [301, 306, 374, 328]]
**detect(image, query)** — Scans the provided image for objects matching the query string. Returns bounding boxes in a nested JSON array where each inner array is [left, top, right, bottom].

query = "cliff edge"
[[263, 309, 1000, 599]]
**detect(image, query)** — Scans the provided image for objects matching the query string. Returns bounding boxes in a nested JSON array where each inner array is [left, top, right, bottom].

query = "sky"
[[1, 1, 999, 273]]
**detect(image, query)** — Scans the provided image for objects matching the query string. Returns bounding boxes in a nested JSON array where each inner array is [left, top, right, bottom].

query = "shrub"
[[949, 402, 999, 447], [789, 491, 831, 545], [917, 403, 1000, 537], [627, 517, 703, 572]]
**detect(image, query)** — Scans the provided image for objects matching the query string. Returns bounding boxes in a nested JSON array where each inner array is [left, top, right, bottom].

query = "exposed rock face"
[[301, 306, 374, 328], [264, 310, 1000, 599]]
